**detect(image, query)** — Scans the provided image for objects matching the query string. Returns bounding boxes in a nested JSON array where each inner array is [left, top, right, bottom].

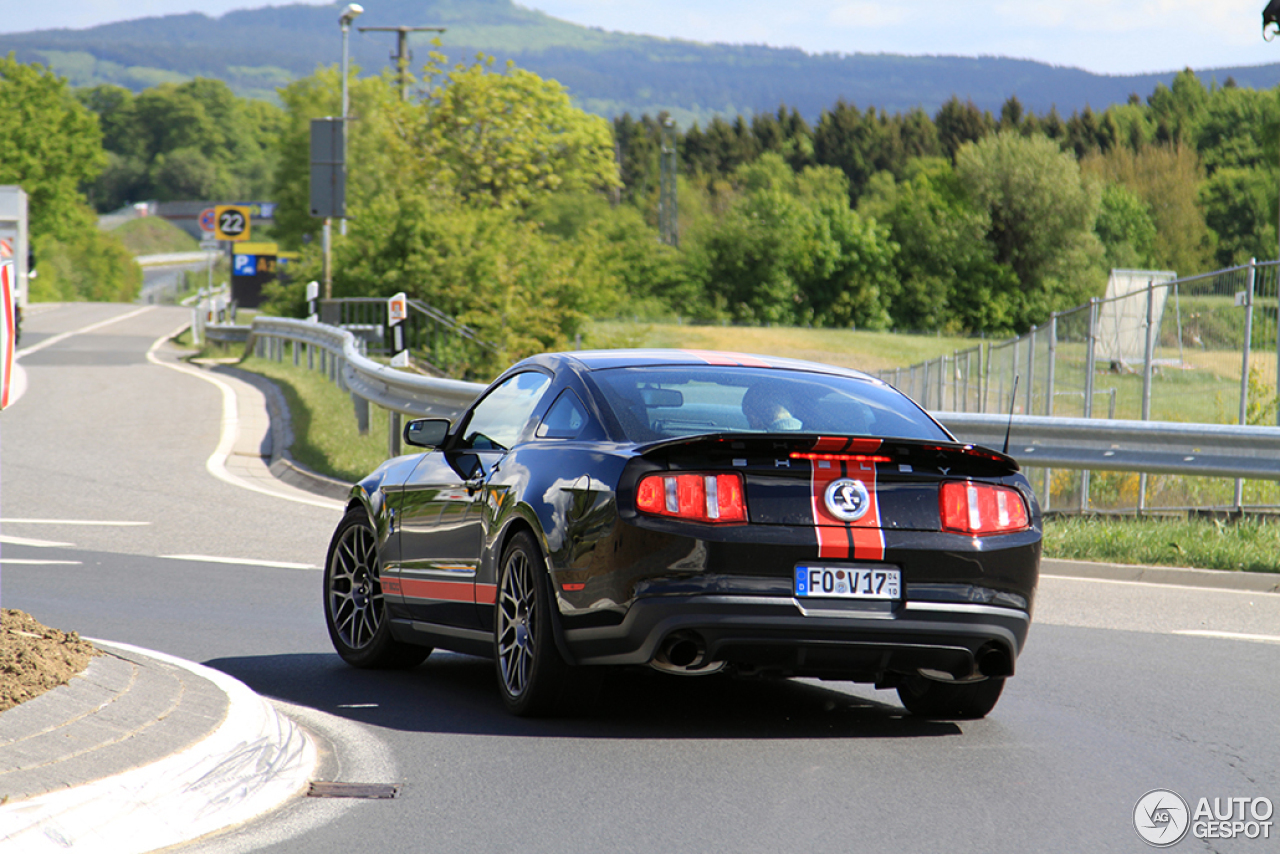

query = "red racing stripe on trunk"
[[846, 457, 885, 561], [810, 459, 850, 559], [808, 439, 885, 561]]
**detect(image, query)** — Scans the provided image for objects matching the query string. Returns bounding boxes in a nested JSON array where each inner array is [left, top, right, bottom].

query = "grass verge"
[[1043, 515, 1280, 574], [237, 354, 392, 483]]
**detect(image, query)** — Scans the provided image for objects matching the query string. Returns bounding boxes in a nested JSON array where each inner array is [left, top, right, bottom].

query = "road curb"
[[1041, 558, 1280, 593], [0, 641, 317, 854]]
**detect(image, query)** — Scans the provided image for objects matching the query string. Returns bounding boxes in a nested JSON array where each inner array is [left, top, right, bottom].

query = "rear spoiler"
[[635, 433, 1021, 477]]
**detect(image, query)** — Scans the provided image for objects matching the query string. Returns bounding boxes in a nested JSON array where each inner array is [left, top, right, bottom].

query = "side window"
[[462, 372, 552, 451], [537, 389, 588, 439]]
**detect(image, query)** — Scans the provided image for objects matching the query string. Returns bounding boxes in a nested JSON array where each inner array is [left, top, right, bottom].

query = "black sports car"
[[324, 349, 1041, 718]]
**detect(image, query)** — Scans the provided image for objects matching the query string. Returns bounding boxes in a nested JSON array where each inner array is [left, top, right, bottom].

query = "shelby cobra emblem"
[[824, 478, 871, 521]]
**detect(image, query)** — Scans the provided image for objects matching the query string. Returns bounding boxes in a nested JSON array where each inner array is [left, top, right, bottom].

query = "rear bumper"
[[562, 594, 1031, 681]]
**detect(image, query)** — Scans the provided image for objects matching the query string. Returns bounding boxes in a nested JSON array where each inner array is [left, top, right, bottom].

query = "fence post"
[[1236, 259, 1257, 510], [1025, 325, 1036, 416], [1081, 298, 1099, 512], [1139, 278, 1157, 514], [292, 339, 299, 367]]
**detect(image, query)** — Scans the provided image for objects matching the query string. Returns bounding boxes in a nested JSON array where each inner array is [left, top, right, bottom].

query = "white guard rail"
[[246, 317, 483, 420], [235, 316, 1280, 483], [939, 412, 1280, 480]]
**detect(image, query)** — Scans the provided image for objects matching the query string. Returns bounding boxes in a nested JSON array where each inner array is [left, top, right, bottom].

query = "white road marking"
[[0, 518, 149, 526], [1173, 630, 1280, 645], [0, 534, 75, 548], [161, 554, 320, 570], [1040, 573, 1277, 596], [145, 326, 344, 512], [0, 559, 83, 566], [14, 305, 155, 359]]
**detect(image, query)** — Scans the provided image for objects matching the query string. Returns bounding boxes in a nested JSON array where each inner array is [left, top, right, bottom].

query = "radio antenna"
[[1002, 375, 1019, 455]]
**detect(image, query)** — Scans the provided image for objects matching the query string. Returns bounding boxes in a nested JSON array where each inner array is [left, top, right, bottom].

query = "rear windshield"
[[591, 366, 950, 443]]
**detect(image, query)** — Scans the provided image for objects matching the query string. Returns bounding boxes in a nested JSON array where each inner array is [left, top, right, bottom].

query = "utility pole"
[[659, 117, 678, 247], [358, 25, 447, 101]]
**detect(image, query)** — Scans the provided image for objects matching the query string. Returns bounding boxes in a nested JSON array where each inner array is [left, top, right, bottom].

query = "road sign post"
[[388, 292, 409, 368]]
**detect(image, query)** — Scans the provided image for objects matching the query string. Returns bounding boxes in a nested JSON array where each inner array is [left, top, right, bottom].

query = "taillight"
[[636, 473, 747, 524], [939, 482, 1029, 535]]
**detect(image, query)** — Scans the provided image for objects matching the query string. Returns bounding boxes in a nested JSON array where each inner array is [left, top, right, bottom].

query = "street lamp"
[[339, 4, 362, 238]]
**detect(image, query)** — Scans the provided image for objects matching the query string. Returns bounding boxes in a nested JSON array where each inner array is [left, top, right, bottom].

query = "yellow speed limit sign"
[[214, 205, 251, 241]]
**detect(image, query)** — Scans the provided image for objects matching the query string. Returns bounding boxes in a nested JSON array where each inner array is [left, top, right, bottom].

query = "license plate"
[[794, 565, 901, 600]]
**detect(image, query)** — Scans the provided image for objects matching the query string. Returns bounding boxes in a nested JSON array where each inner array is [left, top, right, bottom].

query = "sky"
[[3, 0, 1280, 76]]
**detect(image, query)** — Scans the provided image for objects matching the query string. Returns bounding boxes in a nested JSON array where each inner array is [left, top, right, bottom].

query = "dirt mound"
[[1, 609, 98, 712]]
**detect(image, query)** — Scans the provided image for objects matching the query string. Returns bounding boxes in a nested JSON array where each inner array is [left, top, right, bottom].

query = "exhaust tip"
[[651, 631, 725, 675], [976, 645, 1013, 678]]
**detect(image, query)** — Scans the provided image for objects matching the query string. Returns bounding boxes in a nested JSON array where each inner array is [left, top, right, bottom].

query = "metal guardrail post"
[[388, 411, 401, 458], [293, 339, 299, 367], [352, 393, 369, 435]]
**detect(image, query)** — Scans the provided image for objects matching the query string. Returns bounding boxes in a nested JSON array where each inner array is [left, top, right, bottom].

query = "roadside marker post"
[[306, 281, 320, 323], [388, 292, 409, 368]]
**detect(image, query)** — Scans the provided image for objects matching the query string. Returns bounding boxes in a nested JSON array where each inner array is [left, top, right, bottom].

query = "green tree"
[[0, 55, 139, 302], [402, 54, 620, 210], [1082, 144, 1215, 276], [1094, 182, 1158, 270], [268, 57, 626, 368], [956, 132, 1105, 325], [686, 153, 897, 328], [861, 159, 1020, 333], [1199, 166, 1277, 265]]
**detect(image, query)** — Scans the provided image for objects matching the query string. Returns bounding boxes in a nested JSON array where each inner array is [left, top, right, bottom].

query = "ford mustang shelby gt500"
[[324, 349, 1040, 718]]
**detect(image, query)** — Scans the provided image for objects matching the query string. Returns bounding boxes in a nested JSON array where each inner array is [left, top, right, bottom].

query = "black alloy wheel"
[[896, 674, 1005, 719], [494, 531, 586, 717], [324, 508, 431, 669]]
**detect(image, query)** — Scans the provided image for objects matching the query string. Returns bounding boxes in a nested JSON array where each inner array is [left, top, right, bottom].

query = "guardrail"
[[244, 316, 483, 456], [938, 412, 1280, 480], [216, 315, 1280, 511]]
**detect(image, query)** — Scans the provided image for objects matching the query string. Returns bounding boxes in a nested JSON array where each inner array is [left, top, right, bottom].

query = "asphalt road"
[[140, 259, 212, 305], [3, 303, 1278, 854]]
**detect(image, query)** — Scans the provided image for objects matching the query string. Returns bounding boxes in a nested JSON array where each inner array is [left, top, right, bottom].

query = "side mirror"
[[404, 417, 450, 449]]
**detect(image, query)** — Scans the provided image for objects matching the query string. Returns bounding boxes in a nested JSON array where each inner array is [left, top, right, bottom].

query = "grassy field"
[[113, 216, 199, 256], [585, 321, 975, 373], [195, 323, 1279, 574]]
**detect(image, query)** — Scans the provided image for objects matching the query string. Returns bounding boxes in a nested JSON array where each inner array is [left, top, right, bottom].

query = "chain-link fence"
[[877, 261, 1280, 514]]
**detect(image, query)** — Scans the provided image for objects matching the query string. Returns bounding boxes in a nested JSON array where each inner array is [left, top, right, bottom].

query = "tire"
[[324, 508, 431, 669], [896, 675, 1005, 719], [494, 531, 593, 717]]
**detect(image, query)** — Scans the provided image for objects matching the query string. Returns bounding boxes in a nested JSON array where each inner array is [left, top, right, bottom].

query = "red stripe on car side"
[[475, 583, 498, 605], [398, 578, 474, 603]]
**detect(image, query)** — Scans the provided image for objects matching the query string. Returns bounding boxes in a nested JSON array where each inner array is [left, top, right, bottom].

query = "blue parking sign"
[[233, 254, 257, 276]]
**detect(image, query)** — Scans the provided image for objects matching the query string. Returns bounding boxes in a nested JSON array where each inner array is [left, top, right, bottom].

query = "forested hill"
[[5, 0, 1280, 124]]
